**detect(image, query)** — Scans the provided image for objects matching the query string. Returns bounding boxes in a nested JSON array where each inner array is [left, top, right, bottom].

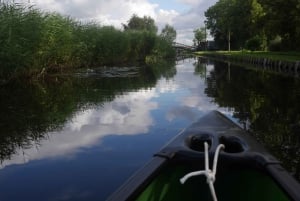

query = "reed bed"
[[0, 3, 175, 82]]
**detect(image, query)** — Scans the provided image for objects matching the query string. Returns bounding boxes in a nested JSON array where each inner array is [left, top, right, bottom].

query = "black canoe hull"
[[107, 111, 300, 201]]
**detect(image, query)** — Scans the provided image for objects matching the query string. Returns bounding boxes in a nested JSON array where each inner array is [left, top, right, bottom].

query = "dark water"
[[0, 57, 299, 200]]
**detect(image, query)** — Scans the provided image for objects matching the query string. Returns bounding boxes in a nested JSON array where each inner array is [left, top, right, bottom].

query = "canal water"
[[0, 57, 299, 200]]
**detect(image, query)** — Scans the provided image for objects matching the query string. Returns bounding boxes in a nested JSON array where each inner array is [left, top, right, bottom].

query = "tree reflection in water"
[[0, 60, 176, 164], [1, 57, 299, 183], [196, 57, 300, 181]]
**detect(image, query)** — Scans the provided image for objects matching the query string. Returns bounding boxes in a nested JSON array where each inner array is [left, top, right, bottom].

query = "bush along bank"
[[0, 4, 175, 83], [197, 52, 300, 77]]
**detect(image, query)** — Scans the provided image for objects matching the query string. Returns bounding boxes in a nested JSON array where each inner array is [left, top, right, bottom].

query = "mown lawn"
[[195, 51, 300, 62]]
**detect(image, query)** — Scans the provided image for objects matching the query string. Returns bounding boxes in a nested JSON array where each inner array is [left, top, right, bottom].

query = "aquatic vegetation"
[[0, 3, 175, 82]]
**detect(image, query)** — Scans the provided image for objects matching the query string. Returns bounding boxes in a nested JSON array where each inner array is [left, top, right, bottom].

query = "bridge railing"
[[172, 42, 196, 51]]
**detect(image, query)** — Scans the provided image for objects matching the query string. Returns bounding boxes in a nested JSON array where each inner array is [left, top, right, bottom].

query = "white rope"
[[180, 142, 225, 201]]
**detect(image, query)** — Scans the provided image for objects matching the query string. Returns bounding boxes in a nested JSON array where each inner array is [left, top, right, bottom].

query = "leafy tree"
[[123, 14, 158, 34], [258, 0, 300, 50], [205, 0, 235, 50], [160, 24, 176, 43], [205, 0, 265, 50], [205, 0, 300, 51], [150, 36, 175, 60], [245, 35, 262, 51], [193, 27, 206, 49]]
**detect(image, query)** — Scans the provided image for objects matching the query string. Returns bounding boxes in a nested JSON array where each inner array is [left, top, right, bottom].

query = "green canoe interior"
[[135, 162, 290, 201]]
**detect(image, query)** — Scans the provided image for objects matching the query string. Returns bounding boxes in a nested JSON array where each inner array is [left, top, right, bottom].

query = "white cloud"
[[156, 78, 179, 93], [166, 105, 198, 121], [34, 0, 159, 28], [0, 57, 235, 169], [177, 0, 203, 6], [174, 12, 203, 30], [146, 58, 232, 122], [31, 0, 218, 44], [164, 59, 232, 122], [156, 9, 179, 28], [176, 28, 195, 44]]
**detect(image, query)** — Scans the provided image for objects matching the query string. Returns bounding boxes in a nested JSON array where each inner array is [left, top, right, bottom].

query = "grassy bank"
[[195, 51, 300, 62], [0, 4, 175, 82]]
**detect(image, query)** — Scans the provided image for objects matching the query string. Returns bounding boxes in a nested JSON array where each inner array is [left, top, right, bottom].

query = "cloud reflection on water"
[[164, 61, 230, 122], [1, 90, 158, 168], [1, 59, 233, 170]]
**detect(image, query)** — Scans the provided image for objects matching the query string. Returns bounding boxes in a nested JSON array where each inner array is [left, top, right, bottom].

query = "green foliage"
[[73, 22, 103, 67], [38, 13, 77, 70], [197, 51, 300, 62], [203, 59, 300, 179], [93, 26, 130, 65], [160, 24, 176, 43], [258, 0, 300, 50], [205, 0, 265, 50], [150, 36, 176, 60], [205, 0, 300, 51], [0, 63, 174, 161], [245, 35, 264, 51], [0, 4, 44, 77], [268, 36, 282, 51], [193, 27, 206, 46], [125, 30, 157, 62], [126, 30, 145, 61], [123, 14, 158, 34], [0, 4, 175, 81], [205, 0, 234, 49], [193, 27, 207, 50]]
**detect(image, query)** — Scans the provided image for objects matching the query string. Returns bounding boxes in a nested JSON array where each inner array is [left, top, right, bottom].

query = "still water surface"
[[0, 57, 299, 200]]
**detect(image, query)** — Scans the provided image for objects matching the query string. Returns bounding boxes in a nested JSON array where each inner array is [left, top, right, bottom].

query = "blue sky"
[[31, 0, 217, 45]]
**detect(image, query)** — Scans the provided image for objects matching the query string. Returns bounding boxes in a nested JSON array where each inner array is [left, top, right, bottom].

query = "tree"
[[258, 0, 300, 50], [123, 14, 158, 34], [193, 27, 206, 49], [205, 0, 235, 50], [160, 24, 176, 43], [205, 0, 300, 51], [205, 0, 265, 50]]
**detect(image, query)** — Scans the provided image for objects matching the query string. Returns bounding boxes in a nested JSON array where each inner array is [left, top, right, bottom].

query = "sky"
[[24, 0, 218, 45]]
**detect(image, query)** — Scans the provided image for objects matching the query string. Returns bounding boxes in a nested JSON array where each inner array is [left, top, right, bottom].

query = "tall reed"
[[0, 4, 44, 77], [0, 3, 175, 81]]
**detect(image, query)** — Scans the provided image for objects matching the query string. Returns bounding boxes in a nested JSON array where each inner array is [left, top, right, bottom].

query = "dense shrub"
[[245, 36, 262, 51], [268, 36, 283, 51]]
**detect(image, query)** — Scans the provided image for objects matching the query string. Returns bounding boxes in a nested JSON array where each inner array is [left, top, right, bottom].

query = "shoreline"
[[195, 51, 300, 77]]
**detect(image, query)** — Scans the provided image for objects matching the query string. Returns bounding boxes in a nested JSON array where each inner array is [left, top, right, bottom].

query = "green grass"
[[195, 51, 300, 62]]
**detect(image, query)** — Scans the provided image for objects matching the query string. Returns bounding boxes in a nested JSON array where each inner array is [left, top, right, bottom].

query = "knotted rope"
[[180, 142, 225, 201]]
